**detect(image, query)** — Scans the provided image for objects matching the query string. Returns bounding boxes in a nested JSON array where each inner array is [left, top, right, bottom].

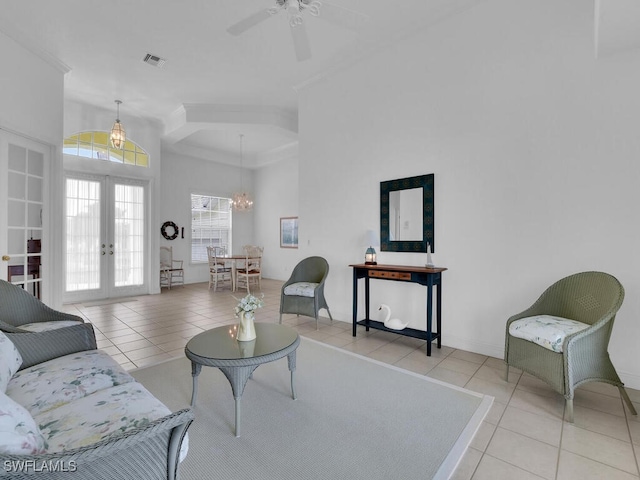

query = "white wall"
[[0, 31, 64, 306], [160, 151, 254, 284], [0, 31, 63, 146], [296, 0, 640, 387], [254, 155, 301, 281], [158, 147, 300, 287]]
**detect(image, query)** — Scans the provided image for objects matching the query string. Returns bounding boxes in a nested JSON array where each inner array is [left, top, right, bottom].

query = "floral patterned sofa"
[[0, 323, 193, 479]]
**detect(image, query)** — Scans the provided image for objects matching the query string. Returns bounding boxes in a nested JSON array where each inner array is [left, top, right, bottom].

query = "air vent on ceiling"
[[143, 53, 166, 68]]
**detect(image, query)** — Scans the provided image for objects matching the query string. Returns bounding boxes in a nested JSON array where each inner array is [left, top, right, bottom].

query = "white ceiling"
[[0, 0, 486, 167], [0, 1, 637, 168], [595, 0, 640, 57]]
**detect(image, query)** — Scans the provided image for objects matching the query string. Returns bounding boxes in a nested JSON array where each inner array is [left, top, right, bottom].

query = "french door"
[[0, 131, 48, 300], [64, 174, 147, 302]]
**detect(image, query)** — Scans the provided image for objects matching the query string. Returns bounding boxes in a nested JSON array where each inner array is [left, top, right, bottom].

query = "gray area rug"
[[131, 338, 493, 480]]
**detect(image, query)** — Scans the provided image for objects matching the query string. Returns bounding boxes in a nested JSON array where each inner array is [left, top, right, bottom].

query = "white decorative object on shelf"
[[379, 304, 409, 331], [426, 242, 435, 268]]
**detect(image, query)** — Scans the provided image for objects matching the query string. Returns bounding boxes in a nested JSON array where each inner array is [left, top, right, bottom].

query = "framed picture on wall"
[[280, 217, 298, 249]]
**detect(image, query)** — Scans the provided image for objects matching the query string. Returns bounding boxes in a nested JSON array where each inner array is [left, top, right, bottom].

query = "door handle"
[[1, 255, 9, 261], [110, 251, 114, 255], [102, 251, 106, 256]]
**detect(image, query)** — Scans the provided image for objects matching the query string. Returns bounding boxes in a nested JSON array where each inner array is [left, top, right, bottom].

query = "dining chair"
[[160, 246, 184, 289], [235, 245, 263, 294], [207, 246, 232, 291]]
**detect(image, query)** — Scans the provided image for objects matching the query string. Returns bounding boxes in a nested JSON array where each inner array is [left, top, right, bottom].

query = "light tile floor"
[[61, 279, 640, 480]]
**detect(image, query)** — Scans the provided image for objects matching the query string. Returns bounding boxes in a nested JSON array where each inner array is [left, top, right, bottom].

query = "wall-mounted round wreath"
[[161, 221, 179, 240]]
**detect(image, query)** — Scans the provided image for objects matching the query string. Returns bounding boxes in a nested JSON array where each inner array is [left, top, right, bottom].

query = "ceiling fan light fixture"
[[288, 1, 303, 27], [304, 0, 322, 16], [110, 100, 126, 149], [285, 0, 322, 27], [227, 0, 366, 61]]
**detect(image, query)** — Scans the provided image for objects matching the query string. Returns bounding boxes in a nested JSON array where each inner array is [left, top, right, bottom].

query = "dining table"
[[223, 255, 248, 292]]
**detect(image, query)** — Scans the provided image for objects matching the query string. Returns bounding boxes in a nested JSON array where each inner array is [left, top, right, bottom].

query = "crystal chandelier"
[[231, 191, 253, 211], [110, 100, 126, 149], [231, 134, 253, 212]]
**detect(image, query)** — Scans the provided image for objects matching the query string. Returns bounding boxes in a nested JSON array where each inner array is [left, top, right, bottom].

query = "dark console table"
[[350, 263, 447, 356]]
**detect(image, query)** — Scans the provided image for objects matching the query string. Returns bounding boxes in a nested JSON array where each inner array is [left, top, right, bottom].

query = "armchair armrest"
[[8, 323, 98, 370], [0, 322, 32, 334], [46, 310, 85, 323], [0, 310, 84, 333], [0, 408, 194, 480]]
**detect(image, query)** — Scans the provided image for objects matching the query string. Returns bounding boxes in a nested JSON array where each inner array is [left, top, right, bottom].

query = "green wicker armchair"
[[279, 256, 333, 330], [0, 280, 85, 333], [505, 271, 637, 422]]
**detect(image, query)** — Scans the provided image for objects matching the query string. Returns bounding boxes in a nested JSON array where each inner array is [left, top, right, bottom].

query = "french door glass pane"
[[66, 178, 101, 291], [6, 142, 44, 296], [114, 184, 144, 287]]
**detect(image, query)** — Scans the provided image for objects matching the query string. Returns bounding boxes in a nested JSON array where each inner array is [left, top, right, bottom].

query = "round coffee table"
[[185, 322, 300, 437]]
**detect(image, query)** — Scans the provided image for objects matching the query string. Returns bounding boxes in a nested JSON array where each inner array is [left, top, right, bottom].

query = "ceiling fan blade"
[[315, 1, 368, 31], [227, 9, 273, 36], [290, 23, 312, 62]]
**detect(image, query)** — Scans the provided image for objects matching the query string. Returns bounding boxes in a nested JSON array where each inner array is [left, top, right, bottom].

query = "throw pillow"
[[0, 390, 47, 454]]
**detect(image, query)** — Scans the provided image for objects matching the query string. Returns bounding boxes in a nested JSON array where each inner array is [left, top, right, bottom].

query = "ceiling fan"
[[227, 0, 368, 62]]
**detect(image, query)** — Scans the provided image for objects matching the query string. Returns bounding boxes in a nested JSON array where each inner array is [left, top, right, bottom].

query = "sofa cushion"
[[36, 382, 173, 453], [18, 320, 83, 333], [0, 390, 47, 455], [7, 350, 135, 417], [0, 331, 22, 393], [509, 315, 590, 353], [283, 282, 319, 298]]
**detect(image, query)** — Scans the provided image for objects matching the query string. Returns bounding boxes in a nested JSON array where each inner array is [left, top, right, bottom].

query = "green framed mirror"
[[380, 174, 434, 252]]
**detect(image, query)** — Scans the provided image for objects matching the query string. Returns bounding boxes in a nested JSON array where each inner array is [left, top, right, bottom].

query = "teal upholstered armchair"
[[0, 279, 85, 333], [279, 256, 333, 330], [505, 271, 637, 422]]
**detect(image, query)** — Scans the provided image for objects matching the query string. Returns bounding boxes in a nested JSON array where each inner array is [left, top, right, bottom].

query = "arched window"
[[63, 131, 149, 167]]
